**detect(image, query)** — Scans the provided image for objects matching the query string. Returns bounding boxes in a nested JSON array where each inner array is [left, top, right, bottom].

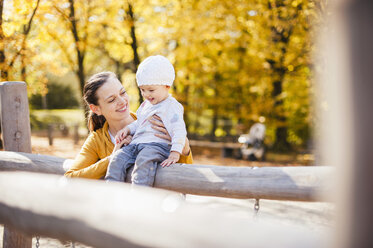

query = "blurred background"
[[0, 0, 325, 165]]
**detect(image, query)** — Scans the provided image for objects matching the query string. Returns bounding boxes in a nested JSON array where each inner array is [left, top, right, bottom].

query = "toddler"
[[105, 55, 186, 186]]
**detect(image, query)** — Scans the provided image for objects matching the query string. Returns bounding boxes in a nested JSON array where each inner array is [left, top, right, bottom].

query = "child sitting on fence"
[[104, 55, 187, 186]]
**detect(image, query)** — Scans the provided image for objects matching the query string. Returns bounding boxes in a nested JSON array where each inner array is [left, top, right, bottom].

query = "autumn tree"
[[0, 0, 321, 150], [91, 0, 142, 102], [258, 0, 319, 150], [0, 0, 5, 81], [0, 0, 41, 82]]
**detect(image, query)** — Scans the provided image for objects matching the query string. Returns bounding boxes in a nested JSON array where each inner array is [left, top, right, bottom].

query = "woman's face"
[[91, 76, 130, 122]]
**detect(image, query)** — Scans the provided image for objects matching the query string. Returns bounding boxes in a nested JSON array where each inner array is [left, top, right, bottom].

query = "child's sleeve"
[[162, 102, 187, 154], [126, 120, 138, 135], [127, 102, 146, 135]]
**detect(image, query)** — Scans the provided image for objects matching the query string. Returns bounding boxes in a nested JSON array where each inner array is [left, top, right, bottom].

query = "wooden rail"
[[0, 171, 326, 248], [0, 151, 332, 202], [189, 140, 241, 149], [189, 140, 241, 158]]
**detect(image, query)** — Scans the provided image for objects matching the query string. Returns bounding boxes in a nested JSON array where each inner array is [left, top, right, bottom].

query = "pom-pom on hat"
[[136, 55, 175, 87]]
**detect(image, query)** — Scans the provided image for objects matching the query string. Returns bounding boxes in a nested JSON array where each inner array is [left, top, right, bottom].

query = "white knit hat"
[[136, 55, 175, 86]]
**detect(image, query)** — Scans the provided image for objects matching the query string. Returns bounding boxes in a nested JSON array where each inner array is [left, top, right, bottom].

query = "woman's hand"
[[150, 115, 191, 156], [181, 137, 191, 156], [149, 115, 171, 141]]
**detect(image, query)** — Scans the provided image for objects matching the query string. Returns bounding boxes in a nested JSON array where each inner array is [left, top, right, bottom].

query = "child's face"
[[139, 85, 170, 105]]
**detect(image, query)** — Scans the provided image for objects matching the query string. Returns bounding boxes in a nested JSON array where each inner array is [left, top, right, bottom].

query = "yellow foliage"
[[0, 0, 321, 146]]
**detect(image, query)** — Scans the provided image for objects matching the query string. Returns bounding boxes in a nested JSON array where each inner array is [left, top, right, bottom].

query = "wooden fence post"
[[47, 124, 53, 146], [0, 81, 32, 248], [73, 123, 79, 145]]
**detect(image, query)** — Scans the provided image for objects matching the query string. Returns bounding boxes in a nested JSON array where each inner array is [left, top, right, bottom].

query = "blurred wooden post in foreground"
[[0, 82, 32, 247], [344, 1, 373, 247], [320, 0, 373, 248]]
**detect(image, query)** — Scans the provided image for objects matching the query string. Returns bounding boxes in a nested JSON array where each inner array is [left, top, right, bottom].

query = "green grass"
[[30, 109, 86, 131], [32, 109, 85, 124]]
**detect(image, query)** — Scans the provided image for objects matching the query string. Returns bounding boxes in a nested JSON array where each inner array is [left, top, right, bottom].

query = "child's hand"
[[160, 151, 180, 167], [115, 128, 130, 144], [113, 135, 133, 152], [122, 135, 132, 146]]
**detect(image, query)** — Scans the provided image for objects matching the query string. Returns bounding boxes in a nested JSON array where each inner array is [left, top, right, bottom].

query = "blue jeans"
[[105, 142, 170, 186]]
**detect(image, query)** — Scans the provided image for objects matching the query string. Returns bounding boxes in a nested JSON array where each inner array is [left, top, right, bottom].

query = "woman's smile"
[[117, 104, 128, 112]]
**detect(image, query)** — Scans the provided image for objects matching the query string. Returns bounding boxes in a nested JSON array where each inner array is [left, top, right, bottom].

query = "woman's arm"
[[149, 115, 193, 164], [182, 137, 191, 156], [64, 134, 109, 179], [149, 115, 191, 156], [64, 132, 131, 179]]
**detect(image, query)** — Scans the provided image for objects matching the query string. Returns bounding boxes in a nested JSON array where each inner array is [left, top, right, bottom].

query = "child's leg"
[[105, 144, 136, 182], [131, 143, 170, 186]]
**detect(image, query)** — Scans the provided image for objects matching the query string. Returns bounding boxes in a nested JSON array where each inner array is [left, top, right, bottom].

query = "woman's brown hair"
[[83, 71, 117, 131]]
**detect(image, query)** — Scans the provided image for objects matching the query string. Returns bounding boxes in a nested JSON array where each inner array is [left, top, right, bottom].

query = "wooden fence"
[[0, 151, 332, 202], [0, 81, 331, 247], [46, 123, 80, 146]]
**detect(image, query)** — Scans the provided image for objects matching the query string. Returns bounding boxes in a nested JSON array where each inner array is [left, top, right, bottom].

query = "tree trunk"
[[210, 73, 222, 140], [20, 40, 27, 82], [19, 0, 40, 83], [0, 0, 4, 149], [68, 0, 87, 119], [272, 78, 291, 151], [210, 108, 218, 140], [126, 2, 143, 104], [0, 0, 7, 81], [267, 1, 298, 152], [183, 84, 190, 133], [69, 0, 85, 94]]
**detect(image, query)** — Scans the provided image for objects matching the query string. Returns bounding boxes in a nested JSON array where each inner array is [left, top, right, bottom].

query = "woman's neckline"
[[107, 114, 135, 137]]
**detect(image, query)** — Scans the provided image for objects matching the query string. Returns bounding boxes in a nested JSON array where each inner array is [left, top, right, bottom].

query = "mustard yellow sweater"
[[64, 113, 193, 179]]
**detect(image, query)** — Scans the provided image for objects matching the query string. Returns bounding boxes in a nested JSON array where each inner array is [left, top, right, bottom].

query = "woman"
[[64, 71, 192, 179]]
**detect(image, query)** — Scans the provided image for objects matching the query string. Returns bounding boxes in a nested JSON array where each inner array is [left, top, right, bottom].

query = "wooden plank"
[[3, 227, 32, 248], [0, 171, 326, 248], [0, 151, 332, 202], [0, 81, 32, 248], [0, 151, 66, 174], [155, 164, 331, 202]]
